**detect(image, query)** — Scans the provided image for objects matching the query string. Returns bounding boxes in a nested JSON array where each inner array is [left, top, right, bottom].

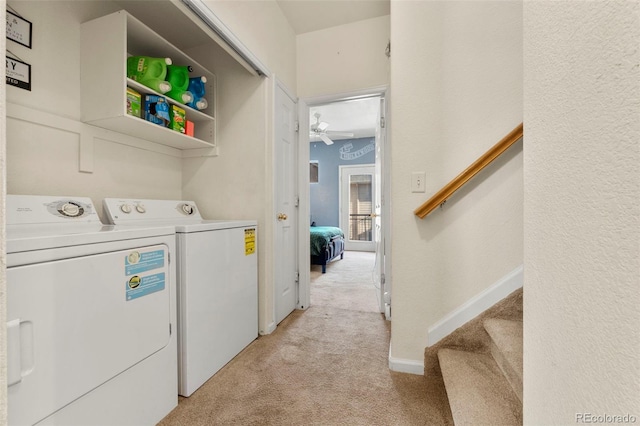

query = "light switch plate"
[[411, 172, 426, 193]]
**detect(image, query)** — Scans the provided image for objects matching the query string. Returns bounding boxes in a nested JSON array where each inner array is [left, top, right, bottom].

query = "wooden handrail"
[[414, 123, 523, 219]]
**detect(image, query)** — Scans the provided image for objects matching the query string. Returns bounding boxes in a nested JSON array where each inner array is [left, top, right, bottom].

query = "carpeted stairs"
[[425, 289, 523, 425]]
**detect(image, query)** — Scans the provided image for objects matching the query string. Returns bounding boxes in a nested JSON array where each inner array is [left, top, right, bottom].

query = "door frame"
[[299, 86, 391, 315], [339, 164, 376, 252], [297, 98, 311, 310]]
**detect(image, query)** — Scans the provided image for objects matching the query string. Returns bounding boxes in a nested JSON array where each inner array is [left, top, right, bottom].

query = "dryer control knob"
[[181, 203, 195, 215], [135, 204, 146, 214], [120, 204, 132, 214], [61, 202, 81, 217]]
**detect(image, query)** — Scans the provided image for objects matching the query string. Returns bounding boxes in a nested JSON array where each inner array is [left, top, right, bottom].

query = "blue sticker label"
[[126, 273, 166, 301], [125, 249, 165, 275]]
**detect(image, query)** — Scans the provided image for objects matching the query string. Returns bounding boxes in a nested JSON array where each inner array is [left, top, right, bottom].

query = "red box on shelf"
[[185, 120, 195, 137]]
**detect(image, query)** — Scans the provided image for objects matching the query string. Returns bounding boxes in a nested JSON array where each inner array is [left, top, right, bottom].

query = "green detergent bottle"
[[165, 65, 194, 104], [127, 56, 173, 94]]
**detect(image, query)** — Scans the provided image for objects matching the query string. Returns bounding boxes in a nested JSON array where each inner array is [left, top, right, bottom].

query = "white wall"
[[5, 1, 182, 216], [297, 15, 390, 99], [523, 2, 639, 423], [203, 0, 296, 92], [183, 1, 296, 333], [1, 3, 7, 422], [389, 1, 523, 363]]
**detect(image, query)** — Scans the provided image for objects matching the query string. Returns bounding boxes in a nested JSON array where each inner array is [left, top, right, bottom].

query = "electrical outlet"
[[411, 172, 426, 193]]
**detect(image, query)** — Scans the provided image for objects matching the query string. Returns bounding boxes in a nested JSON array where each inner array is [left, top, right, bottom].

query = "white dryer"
[[6, 195, 178, 426], [103, 198, 258, 397]]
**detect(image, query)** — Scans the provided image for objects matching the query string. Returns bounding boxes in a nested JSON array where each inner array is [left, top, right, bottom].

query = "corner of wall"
[[388, 342, 425, 375]]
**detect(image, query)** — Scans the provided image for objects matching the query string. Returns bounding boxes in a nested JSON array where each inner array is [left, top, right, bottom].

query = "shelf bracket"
[[7, 102, 95, 174]]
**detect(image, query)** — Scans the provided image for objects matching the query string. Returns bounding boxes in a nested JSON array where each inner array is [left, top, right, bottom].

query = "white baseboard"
[[427, 264, 523, 347], [388, 343, 424, 375]]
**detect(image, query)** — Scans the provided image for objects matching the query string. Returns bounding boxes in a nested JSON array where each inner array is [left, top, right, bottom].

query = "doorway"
[[301, 89, 389, 317], [339, 164, 376, 252]]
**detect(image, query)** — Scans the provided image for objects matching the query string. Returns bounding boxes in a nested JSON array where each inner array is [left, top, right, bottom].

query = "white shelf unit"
[[81, 10, 216, 150]]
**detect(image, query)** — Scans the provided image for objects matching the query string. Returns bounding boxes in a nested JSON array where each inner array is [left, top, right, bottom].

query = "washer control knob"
[[135, 204, 146, 214], [181, 203, 195, 215], [120, 204, 132, 214], [61, 202, 81, 217]]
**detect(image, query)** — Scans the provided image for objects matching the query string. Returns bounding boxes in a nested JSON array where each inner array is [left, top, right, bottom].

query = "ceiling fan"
[[310, 112, 354, 145]]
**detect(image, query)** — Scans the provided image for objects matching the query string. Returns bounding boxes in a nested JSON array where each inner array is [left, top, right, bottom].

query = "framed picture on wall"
[[6, 55, 31, 91], [6, 10, 32, 48]]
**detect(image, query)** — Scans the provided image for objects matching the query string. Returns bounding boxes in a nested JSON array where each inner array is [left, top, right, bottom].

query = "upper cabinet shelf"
[[80, 10, 216, 150]]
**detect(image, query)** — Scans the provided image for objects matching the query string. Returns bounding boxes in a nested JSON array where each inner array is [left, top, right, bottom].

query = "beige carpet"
[[159, 251, 454, 425], [310, 251, 380, 313]]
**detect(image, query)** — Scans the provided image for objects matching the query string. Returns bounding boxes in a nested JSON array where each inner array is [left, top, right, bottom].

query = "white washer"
[[6, 195, 178, 426], [103, 198, 258, 397]]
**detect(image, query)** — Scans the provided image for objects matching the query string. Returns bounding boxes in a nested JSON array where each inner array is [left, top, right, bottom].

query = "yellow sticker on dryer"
[[244, 228, 256, 255]]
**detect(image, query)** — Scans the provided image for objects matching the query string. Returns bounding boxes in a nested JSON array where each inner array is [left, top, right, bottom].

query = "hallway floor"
[[310, 250, 380, 313], [158, 251, 453, 425]]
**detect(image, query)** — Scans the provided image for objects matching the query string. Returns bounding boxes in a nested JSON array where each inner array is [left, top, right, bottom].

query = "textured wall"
[[523, 2, 640, 422], [389, 1, 523, 363], [297, 15, 390, 99]]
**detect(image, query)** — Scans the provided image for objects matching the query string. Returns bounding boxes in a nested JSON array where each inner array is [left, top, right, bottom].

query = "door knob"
[[277, 213, 288, 221], [370, 213, 379, 218]]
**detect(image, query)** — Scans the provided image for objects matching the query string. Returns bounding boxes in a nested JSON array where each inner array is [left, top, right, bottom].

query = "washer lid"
[[173, 219, 257, 233], [6, 224, 176, 254], [96, 219, 257, 233]]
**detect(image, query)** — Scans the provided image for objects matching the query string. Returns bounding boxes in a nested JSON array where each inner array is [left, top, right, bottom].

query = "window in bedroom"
[[349, 174, 373, 242], [310, 161, 319, 183]]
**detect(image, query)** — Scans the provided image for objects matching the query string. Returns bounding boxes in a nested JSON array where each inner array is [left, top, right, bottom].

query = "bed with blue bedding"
[[310, 226, 345, 273]]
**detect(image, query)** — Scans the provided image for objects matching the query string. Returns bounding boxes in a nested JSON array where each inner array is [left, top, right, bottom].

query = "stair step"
[[484, 318, 523, 402], [438, 348, 522, 426]]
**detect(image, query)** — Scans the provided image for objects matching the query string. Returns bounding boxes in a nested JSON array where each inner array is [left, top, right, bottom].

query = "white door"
[[274, 81, 298, 325], [340, 164, 376, 252]]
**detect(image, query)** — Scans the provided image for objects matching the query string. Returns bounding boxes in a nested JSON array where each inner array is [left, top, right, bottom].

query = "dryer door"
[[7, 244, 171, 426]]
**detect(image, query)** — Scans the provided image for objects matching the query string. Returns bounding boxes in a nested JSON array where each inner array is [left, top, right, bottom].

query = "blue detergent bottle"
[[127, 56, 173, 94], [187, 76, 208, 110], [165, 65, 194, 104]]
